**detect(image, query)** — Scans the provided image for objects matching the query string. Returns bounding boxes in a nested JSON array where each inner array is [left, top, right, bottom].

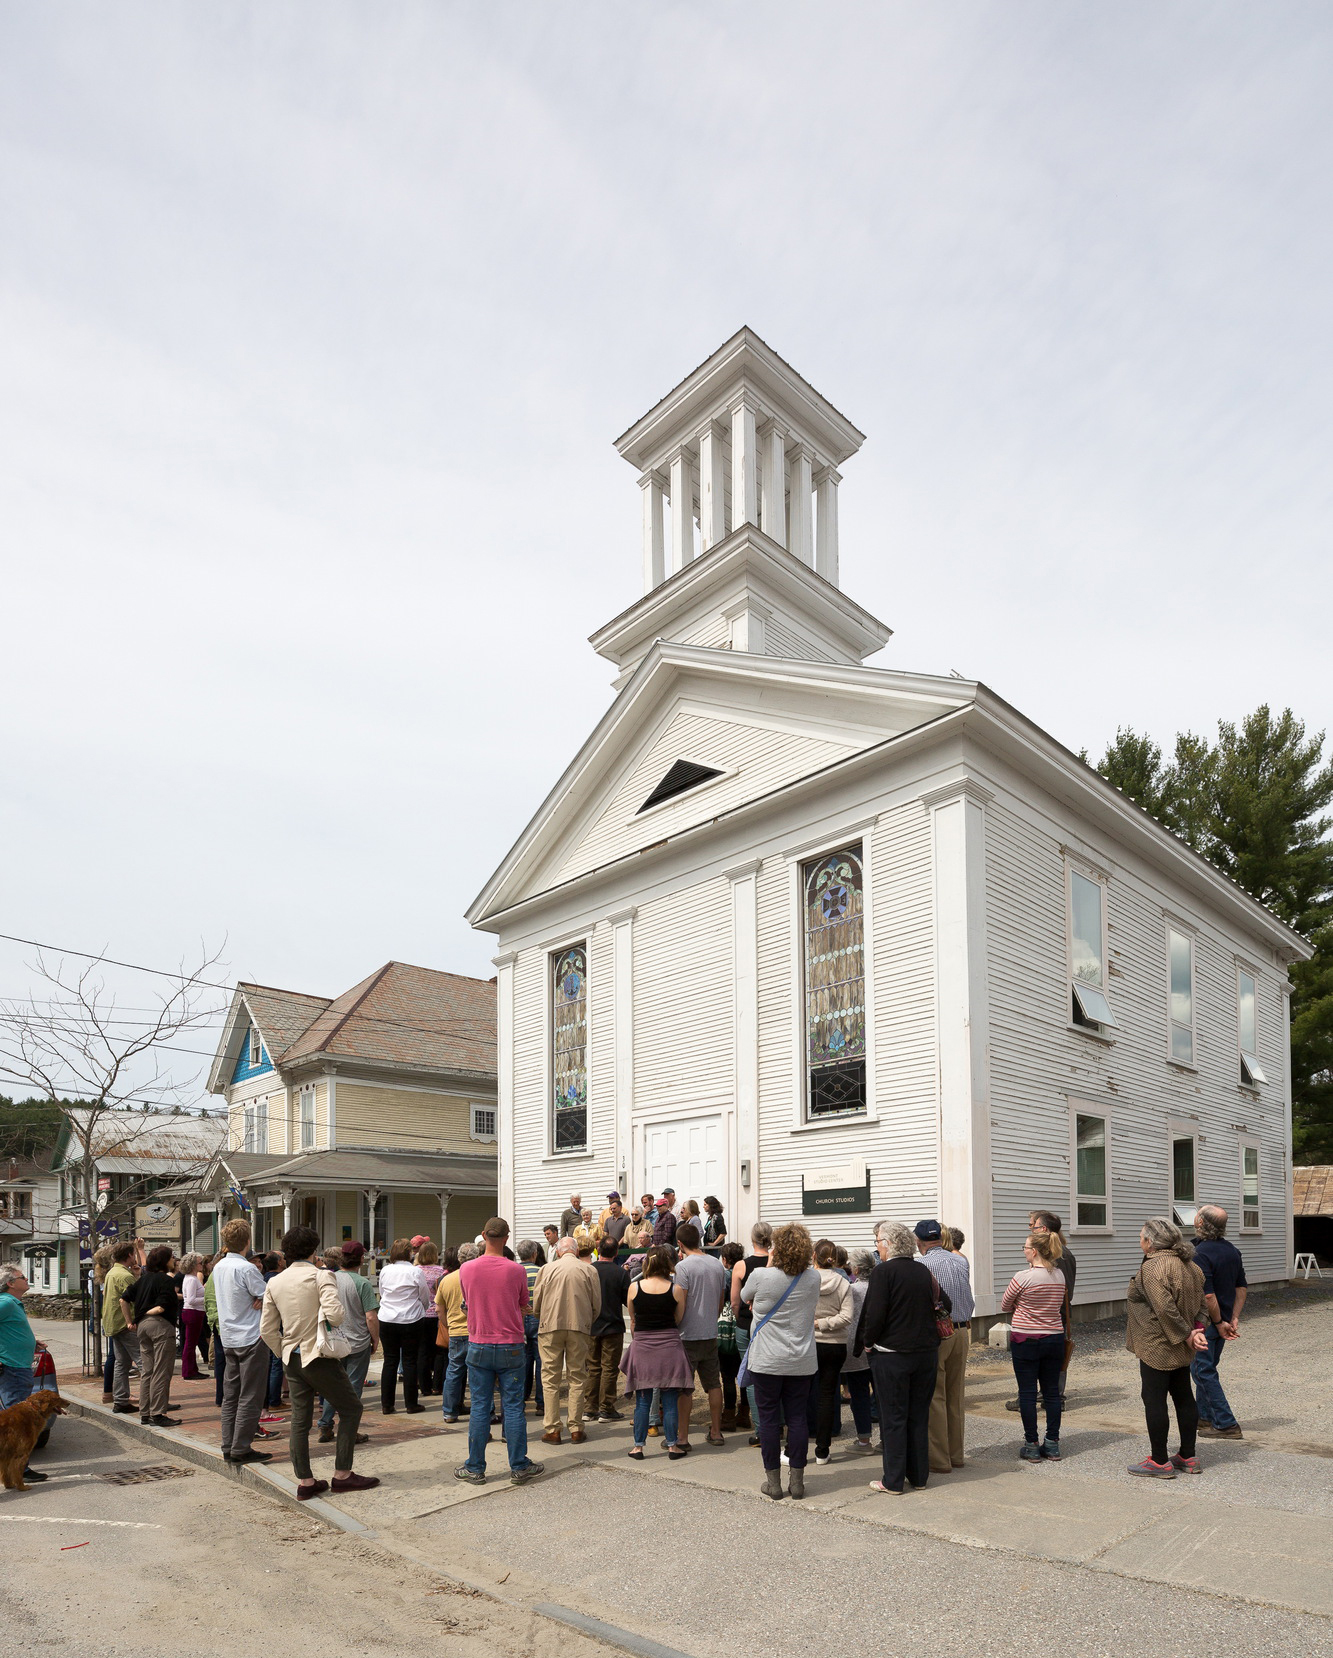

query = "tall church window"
[[803, 847, 867, 1117], [552, 945, 588, 1151]]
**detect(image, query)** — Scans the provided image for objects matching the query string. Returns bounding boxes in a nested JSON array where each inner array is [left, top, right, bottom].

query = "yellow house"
[[205, 961, 498, 1253]]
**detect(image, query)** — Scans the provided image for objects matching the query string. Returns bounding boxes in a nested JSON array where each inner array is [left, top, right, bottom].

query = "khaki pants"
[[587, 1331, 624, 1416], [928, 1324, 970, 1471], [538, 1329, 590, 1431], [137, 1315, 176, 1421]]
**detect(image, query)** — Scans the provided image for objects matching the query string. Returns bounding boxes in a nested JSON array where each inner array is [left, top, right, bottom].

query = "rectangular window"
[[1171, 1130, 1198, 1229], [1241, 1144, 1260, 1230], [1073, 1110, 1109, 1228], [802, 845, 867, 1118], [299, 1087, 316, 1150], [551, 945, 588, 1152], [471, 1104, 497, 1142], [242, 1102, 256, 1153], [249, 1028, 262, 1067], [1168, 928, 1194, 1065], [1069, 867, 1118, 1031], [1238, 969, 1267, 1086]]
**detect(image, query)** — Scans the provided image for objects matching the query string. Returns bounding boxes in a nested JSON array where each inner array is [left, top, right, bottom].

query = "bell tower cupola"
[[591, 327, 891, 683]]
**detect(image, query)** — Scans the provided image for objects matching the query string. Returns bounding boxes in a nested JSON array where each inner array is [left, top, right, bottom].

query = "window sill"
[[790, 1113, 878, 1134], [540, 1151, 597, 1164], [1070, 1226, 1114, 1237], [1166, 1059, 1199, 1075], [1066, 1023, 1115, 1047], [1237, 1084, 1262, 1098]]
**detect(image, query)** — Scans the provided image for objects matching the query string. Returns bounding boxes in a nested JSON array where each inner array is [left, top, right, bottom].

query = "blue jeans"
[[634, 1386, 679, 1447], [1011, 1333, 1065, 1443], [1191, 1325, 1237, 1431], [734, 1325, 757, 1426], [0, 1363, 35, 1409], [845, 1369, 874, 1437], [465, 1343, 530, 1474], [267, 1350, 284, 1408], [319, 1345, 374, 1431], [523, 1315, 543, 1408], [442, 1335, 469, 1416]]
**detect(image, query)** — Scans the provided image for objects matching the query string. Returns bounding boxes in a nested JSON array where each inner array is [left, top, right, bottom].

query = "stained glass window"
[[552, 945, 588, 1152], [803, 847, 867, 1117]]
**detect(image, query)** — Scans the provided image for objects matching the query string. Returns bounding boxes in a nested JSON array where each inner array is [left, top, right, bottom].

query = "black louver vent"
[[637, 759, 725, 813]]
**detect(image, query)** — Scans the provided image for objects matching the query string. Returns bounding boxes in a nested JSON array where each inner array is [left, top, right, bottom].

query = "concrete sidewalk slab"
[[1092, 1500, 1333, 1614]]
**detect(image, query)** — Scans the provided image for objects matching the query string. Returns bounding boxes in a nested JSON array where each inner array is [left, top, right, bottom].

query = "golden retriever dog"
[[0, 1390, 66, 1491]]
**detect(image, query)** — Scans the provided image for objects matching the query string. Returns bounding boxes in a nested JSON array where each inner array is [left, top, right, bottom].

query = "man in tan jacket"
[[260, 1225, 380, 1500], [531, 1238, 598, 1444]]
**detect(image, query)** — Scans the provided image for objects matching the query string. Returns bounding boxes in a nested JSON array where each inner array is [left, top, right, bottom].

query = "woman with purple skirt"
[[620, 1247, 691, 1460]]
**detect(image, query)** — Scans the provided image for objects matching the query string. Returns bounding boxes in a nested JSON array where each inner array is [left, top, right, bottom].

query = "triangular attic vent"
[[637, 759, 725, 813]]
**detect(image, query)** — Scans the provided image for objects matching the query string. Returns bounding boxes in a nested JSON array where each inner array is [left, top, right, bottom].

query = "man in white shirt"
[[211, 1218, 274, 1466]]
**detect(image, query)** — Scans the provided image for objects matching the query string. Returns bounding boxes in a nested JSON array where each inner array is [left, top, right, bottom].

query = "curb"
[[61, 1396, 376, 1536]]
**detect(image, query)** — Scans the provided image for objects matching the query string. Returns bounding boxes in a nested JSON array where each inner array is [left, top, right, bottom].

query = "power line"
[[0, 932, 497, 1049]]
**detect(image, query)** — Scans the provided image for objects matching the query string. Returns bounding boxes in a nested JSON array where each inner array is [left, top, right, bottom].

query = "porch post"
[[437, 1189, 452, 1248], [363, 1187, 382, 1253], [279, 1185, 295, 1237]]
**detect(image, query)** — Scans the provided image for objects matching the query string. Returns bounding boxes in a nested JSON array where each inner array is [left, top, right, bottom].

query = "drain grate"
[[100, 1464, 196, 1486]]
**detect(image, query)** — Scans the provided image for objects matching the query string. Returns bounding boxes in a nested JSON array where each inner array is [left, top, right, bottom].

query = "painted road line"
[[0, 1516, 163, 1528]]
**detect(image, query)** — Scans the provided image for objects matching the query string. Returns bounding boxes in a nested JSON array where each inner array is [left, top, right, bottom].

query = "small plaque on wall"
[[802, 1160, 872, 1215]]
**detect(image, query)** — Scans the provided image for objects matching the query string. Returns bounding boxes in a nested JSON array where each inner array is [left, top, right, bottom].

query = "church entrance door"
[[642, 1114, 726, 1216]]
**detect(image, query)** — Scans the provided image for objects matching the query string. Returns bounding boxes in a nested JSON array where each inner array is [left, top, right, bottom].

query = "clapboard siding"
[[633, 877, 733, 1111], [334, 1083, 480, 1153], [764, 614, 841, 664], [752, 801, 940, 1248], [986, 789, 1292, 1305], [554, 710, 858, 884]]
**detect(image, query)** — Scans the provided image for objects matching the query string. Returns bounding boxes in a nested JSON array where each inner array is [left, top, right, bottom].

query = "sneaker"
[[780, 1451, 790, 1466], [647, 1425, 661, 1437], [747, 1433, 761, 1447], [600, 1408, 623, 1422], [1127, 1457, 1177, 1478], [815, 1454, 832, 1466], [454, 1466, 487, 1485], [1005, 1397, 1022, 1412], [1197, 1422, 1243, 1439], [1039, 1439, 1061, 1460], [852, 1437, 875, 1455], [510, 1460, 545, 1484], [442, 1414, 459, 1424], [1019, 1442, 1042, 1462], [21, 1467, 47, 1483], [1170, 1453, 1202, 1474]]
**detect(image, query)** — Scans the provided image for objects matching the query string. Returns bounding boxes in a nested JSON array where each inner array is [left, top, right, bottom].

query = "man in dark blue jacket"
[[1192, 1205, 1248, 1439]]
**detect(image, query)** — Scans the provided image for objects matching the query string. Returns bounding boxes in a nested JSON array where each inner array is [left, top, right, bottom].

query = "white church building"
[[468, 329, 1308, 1320]]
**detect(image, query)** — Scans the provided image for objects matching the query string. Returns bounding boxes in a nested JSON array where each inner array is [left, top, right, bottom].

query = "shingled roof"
[[277, 962, 495, 1077], [238, 983, 334, 1059], [1294, 1166, 1333, 1218]]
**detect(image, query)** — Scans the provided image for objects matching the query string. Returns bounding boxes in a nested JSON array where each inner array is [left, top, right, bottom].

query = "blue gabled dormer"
[[231, 1023, 273, 1084]]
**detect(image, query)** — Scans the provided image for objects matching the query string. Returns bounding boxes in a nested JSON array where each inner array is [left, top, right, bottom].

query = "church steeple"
[[592, 328, 891, 682]]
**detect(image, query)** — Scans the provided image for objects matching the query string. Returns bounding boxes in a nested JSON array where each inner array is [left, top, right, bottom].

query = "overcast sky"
[[2, 4, 1330, 1092]]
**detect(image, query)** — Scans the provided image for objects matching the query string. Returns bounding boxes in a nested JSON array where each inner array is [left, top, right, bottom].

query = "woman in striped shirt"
[[1001, 1232, 1067, 1462]]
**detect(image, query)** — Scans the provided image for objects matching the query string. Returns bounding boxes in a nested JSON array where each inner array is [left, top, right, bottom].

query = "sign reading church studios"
[[802, 1159, 872, 1216]]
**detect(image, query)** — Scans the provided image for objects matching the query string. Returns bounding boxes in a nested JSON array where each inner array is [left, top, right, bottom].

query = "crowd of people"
[[3, 1186, 1252, 1500]]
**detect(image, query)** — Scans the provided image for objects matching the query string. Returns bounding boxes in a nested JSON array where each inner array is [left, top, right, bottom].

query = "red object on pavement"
[[60, 1543, 90, 1551]]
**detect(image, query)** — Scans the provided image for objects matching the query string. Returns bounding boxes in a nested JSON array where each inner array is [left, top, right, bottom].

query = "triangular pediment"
[[468, 645, 976, 925]]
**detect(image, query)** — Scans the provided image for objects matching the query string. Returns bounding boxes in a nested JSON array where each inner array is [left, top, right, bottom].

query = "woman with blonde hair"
[[1001, 1230, 1067, 1461], [1126, 1217, 1207, 1478], [740, 1222, 820, 1500]]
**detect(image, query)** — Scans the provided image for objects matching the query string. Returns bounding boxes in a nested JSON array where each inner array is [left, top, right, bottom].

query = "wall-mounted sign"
[[256, 1194, 283, 1209], [802, 1159, 872, 1216], [97, 1177, 112, 1192], [134, 1203, 179, 1243]]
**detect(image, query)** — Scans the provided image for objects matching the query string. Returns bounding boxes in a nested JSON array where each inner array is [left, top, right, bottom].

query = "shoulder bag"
[[737, 1272, 801, 1388], [1061, 1276, 1075, 1373]]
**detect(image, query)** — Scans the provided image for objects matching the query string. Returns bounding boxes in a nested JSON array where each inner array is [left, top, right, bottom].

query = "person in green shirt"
[[101, 1240, 141, 1414]]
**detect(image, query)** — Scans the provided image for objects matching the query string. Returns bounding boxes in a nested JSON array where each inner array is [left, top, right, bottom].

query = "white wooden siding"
[[985, 790, 1292, 1305], [553, 709, 858, 885], [764, 613, 841, 664], [632, 877, 734, 1114]]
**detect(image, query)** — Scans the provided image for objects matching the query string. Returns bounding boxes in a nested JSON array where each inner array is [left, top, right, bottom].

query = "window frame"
[[470, 1103, 498, 1143], [1236, 965, 1267, 1089], [1165, 923, 1195, 1068], [1169, 1119, 1200, 1231], [798, 839, 870, 1125], [248, 1028, 262, 1067], [1068, 1100, 1112, 1234], [548, 938, 590, 1156], [1239, 1139, 1261, 1233], [298, 1086, 316, 1151], [1066, 861, 1118, 1035]]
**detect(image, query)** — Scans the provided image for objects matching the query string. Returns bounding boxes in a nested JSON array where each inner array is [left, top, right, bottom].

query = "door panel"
[[643, 1115, 726, 1208]]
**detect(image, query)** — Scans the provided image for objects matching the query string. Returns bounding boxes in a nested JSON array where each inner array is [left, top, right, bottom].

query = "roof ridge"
[[311, 961, 396, 1053], [239, 981, 334, 1001]]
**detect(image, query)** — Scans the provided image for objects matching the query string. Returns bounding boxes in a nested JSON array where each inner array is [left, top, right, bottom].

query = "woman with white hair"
[[1125, 1217, 1207, 1478], [859, 1221, 943, 1495]]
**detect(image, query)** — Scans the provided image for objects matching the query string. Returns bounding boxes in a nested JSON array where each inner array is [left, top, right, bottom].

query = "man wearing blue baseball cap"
[[914, 1220, 973, 1474]]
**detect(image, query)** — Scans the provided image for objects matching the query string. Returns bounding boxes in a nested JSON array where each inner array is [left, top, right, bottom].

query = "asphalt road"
[[0, 1410, 609, 1658]]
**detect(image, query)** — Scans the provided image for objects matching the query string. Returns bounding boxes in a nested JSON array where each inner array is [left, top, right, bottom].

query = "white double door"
[[641, 1113, 727, 1210]]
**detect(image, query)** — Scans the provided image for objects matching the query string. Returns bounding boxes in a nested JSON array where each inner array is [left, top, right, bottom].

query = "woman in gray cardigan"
[[740, 1222, 820, 1501]]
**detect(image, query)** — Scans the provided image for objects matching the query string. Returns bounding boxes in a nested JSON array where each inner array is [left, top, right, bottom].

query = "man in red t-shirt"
[[455, 1218, 545, 1486]]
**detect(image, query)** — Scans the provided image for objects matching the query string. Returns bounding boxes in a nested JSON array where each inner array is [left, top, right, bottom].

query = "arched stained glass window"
[[551, 944, 588, 1152], [803, 846, 867, 1117]]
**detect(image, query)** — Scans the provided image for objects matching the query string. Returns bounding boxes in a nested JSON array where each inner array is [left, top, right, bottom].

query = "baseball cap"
[[410, 1234, 429, 1248], [656, 1197, 670, 1209], [913, 1219, 942, 1241], [606, 1190, 621, 1201], [341, 1240, 365, 1266], [661, 1185, 676, 1196]]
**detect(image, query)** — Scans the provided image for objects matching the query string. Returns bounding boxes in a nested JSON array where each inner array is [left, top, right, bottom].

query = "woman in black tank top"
[[622, 1248, 692, 1457]]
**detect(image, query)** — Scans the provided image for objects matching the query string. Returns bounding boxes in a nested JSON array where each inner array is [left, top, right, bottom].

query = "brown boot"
[[721, 1408, 738, 1432], [541, 1427, 563, 1445]]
